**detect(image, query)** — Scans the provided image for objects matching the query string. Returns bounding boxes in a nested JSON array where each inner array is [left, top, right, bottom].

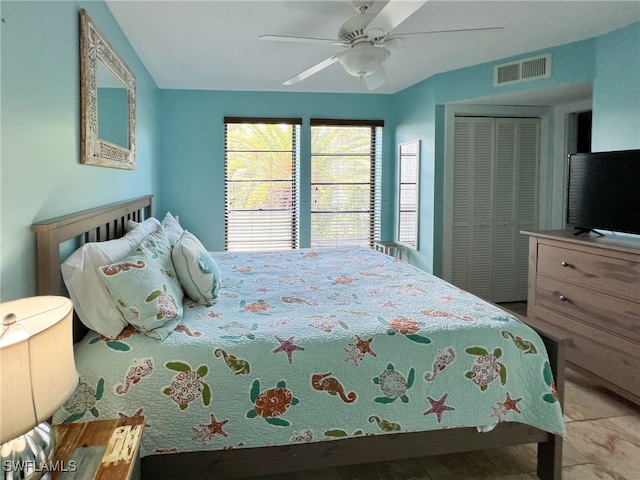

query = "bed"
[[32, 195, 566, 479]]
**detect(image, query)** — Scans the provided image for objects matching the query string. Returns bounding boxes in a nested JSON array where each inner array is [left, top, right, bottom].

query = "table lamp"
[[0, 296, 77, 480]]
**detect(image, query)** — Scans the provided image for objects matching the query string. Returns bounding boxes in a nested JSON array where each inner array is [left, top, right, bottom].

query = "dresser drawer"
[[527, 307, 640, 401], [535, 275, 640, 343], [537, 243, 640, 300]]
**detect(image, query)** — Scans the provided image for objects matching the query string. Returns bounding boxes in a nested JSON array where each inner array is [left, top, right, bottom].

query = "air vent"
[[494, 54, 551, 86]]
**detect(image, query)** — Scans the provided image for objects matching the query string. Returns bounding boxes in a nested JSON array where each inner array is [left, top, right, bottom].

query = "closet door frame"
[[442, 104, 553, 284]]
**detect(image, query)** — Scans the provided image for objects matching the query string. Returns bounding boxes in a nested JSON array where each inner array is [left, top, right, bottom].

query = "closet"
[[451, 116, 539, 302]]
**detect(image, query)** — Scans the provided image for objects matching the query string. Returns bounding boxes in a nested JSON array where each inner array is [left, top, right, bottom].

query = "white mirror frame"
[[80, 9, 136, 169], [397, 140, 420, 250]]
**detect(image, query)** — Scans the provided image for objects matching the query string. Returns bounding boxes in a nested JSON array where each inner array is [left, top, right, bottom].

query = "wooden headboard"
[[32, 195, 153, 339]]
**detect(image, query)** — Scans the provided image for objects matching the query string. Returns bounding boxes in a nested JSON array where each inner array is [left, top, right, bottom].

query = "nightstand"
[[52, 416, 144, 480]]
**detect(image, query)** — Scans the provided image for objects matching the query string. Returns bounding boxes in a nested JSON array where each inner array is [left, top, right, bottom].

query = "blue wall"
[[391, 22, 639, 274], [0, 1, 159, 301], [1, 0, 638, 302], [156, 90, 394, 251], [592, 22, 640, 151]]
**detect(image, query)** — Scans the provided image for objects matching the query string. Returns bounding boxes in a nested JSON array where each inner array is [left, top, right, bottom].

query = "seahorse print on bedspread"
[[424, 347, 456, 382], [115, 357, 154, 395]]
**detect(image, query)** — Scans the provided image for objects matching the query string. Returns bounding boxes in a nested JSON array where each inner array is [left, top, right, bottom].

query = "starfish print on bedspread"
[[499, 392, 523, 413], [343, 335, 377, 366], [354, 335, 376, 357], [491, 393, 523, 421], [192, 413, 229, 445], [272, 336, 305, 364], [423, 393, 455, 423]]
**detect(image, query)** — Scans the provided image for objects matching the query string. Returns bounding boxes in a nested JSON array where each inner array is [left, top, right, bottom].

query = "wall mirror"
[[80, 9, 136, 169], [397, 140, 420, 249]]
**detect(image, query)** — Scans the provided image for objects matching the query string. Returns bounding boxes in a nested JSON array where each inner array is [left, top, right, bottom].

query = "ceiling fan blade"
[[378, 35, 405, 49], [364, 67, 387, 91], [365, 0, 429, 37], [398, 26, 504, 37], [260, 34, 342, 45], [283, 54, 340, 85]]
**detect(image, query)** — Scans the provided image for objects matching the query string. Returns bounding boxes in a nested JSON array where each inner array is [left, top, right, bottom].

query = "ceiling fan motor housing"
[[339, 44, 390, 77], [339, 12, 377, 43]]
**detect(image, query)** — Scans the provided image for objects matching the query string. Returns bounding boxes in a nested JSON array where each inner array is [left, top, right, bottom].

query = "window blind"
[[310, 119, 383, 248], [224, 118, 301, 251], [397, 140, 419, 248]]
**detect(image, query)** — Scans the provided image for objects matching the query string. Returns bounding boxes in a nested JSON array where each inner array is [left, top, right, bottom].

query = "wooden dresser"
[[522, 230, 640, 405]]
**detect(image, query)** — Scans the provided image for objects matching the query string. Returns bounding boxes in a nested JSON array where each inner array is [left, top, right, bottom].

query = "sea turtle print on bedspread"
[[54, 246, 565, 457]]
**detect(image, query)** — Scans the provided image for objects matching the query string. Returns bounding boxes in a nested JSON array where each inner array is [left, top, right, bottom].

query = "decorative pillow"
[[162, 212, 184, 248], [61, 222, 155, 338], [97, 227, 184, 340], [172, 231, 221, 306], [125, 216, 160, 234]]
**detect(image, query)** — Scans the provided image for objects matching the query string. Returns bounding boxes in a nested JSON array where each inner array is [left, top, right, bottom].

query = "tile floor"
[[243, 302, 640, 479]]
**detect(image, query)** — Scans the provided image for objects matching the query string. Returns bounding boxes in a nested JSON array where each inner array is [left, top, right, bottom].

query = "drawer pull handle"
[[559, 295, 568, 302], [561, 261, 570, 267]]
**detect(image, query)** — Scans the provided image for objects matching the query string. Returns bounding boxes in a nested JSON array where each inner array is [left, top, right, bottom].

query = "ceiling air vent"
[[494, 54, 551, 86]]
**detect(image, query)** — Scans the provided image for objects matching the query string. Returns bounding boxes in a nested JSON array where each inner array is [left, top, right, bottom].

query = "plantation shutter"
[[497, 118, 539, 300], [451, 117, 495, 296], [224, 117, 301, 251], [310, 119, 383, 248], [451, 116, 539, 302]]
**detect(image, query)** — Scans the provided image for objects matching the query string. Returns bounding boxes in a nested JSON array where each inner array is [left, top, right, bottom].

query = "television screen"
[[567, 149, 640, 235]]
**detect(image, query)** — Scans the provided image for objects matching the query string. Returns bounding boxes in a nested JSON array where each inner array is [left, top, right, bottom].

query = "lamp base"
[[0, 422, 54, 480]]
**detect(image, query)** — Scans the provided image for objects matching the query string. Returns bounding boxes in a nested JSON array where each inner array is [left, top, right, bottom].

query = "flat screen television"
[[567, 149, 640, 235]]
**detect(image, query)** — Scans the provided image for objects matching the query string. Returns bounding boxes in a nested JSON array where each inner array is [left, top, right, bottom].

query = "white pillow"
[[172, 231, 221, 306], [61, 221, 158, 338], [162, 212, 184, 247], [125, 216, 160, 234]]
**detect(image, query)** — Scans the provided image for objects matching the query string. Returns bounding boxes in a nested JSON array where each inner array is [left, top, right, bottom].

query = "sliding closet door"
[[452, 116, 539, 302]]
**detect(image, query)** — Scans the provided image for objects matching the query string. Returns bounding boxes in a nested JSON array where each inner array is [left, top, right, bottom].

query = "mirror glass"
[[97, 61, 129, 148], [80, 9, 136, 169]]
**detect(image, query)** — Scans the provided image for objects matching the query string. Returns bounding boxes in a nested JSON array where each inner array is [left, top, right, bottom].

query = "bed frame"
[[32, 195, 565, 480]]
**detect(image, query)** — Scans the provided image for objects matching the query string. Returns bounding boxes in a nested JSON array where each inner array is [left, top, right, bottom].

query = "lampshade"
[[338, 45, 390, 78], [0, 296, 77, 444]]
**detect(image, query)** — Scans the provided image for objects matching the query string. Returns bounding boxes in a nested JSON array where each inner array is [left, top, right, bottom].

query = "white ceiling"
[[105, 0, 640, 95]]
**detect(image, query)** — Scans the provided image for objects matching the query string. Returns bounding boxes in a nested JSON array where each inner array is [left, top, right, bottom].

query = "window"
[[397, 140, 420, 249], [310, 119, 383, 248], [224, 118, 301, 251]]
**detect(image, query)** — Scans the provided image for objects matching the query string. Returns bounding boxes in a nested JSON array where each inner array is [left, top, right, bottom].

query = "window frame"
[[396, 140, 420, 250], [223, 117, 302, 252], [309, 118, 383, 249]]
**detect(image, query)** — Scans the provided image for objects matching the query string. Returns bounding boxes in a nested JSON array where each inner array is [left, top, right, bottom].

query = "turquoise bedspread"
[[54, 246, 565, 457]]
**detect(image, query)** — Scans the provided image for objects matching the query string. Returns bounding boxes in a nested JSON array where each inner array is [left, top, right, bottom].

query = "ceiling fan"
[[260, 0, 503, 91]]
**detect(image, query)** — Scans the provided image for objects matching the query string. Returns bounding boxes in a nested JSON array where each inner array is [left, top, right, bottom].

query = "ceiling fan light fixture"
[[338, 45, 390, 77]]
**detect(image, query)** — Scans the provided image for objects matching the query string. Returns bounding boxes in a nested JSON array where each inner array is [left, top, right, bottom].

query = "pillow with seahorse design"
[[172, 230, 221, 306], [97, 226, 184, 340]]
